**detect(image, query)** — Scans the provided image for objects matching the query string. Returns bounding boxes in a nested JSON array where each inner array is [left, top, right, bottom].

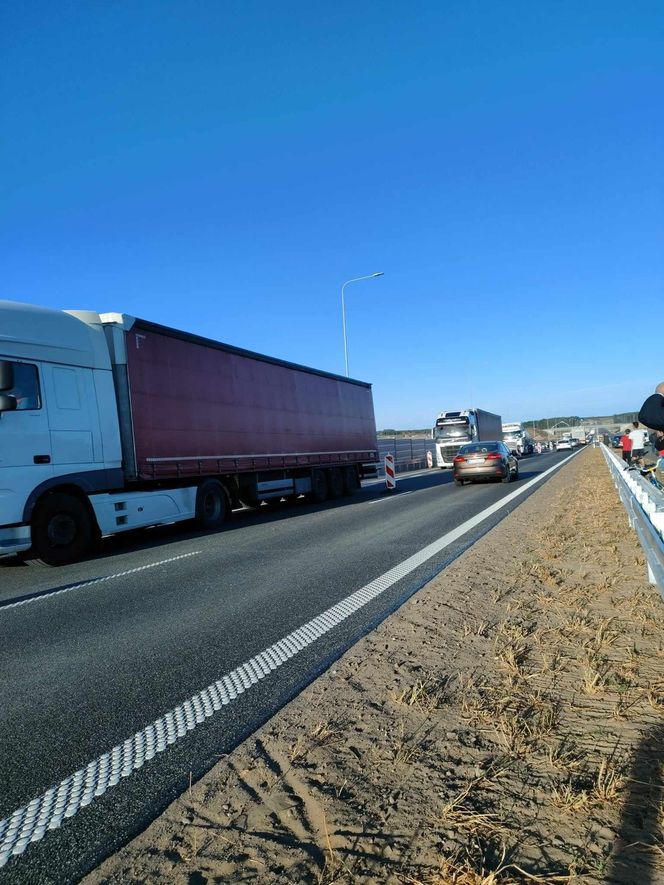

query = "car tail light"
[[486, 452, 502, 460], [453, 455, 465, 463]]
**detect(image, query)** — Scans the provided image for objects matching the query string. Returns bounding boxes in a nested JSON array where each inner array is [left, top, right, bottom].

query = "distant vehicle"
[[611, 434, 623, 448], [453, 442, 519, 485], [556, 439, 573, 451], [432, 409, 502, 468], [502, 422, 534, 457]]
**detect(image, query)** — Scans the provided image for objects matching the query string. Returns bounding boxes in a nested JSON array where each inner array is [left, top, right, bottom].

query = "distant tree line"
[[378, 429, 430, 438]]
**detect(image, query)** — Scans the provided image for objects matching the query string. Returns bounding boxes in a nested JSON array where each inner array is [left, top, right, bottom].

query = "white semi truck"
[[502, 422, 535, 457], [0, 300, 378, 565], [432, 409, 502, 468]]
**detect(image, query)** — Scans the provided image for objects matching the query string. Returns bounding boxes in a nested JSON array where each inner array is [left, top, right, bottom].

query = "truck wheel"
[[31, 493, 95, 566], [308, 469, 328, 504], [196, 480, 227, 528], [342, 465, 359, 495], [327, 468, 343, 499]]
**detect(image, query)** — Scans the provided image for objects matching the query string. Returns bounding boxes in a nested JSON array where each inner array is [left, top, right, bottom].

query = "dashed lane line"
[[0, 552, 202, 613]]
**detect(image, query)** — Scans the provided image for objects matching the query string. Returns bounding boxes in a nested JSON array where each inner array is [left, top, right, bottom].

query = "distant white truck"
[[433, 409, 502, 468], [502, 422, 534, 457]]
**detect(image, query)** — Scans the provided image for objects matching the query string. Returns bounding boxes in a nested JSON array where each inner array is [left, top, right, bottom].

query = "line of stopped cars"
[[452, 435, 586, 486]]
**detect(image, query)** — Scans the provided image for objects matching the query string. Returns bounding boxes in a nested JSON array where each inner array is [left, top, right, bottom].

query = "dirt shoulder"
[[85, 449, 664, 884]]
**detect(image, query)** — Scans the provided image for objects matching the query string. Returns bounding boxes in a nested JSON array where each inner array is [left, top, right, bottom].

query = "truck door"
[[0, 359, 53, 479], [41, 365, 102, 468]]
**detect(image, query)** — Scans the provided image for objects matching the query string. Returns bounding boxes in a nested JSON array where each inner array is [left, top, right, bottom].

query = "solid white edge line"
[[0, 449, 580, 868], [0, 552, 202, 613]]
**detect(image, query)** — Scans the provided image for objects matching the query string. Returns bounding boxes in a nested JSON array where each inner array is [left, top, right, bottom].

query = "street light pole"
[[341, 273, 384, 377]]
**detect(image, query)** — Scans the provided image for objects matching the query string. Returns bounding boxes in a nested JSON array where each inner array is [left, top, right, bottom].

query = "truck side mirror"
[[0, 361, 14, 392], [0, 394, 17, 413]]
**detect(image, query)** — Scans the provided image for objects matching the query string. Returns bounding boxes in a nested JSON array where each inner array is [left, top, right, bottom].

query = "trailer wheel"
[[31, 493, 95, 566], [327, 468, 343, 499], [342, 465, 359, 496], [307, 469, 328, 504], [196, 480, 227, 528]]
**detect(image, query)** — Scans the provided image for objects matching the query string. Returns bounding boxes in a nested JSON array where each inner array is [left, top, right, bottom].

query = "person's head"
[[633, 421, 639, 429], [656, 382, 664, 396], [624, 429, 630, 435]]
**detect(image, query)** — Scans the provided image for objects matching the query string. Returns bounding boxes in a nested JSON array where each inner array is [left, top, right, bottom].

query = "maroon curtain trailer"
[[111, 316, 379, 506]]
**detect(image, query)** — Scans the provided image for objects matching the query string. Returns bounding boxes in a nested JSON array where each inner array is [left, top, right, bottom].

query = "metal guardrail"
[[601, 443, 664, 595]]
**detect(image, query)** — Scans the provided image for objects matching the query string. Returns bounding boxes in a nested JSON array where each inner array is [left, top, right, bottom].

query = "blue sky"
[[2, 1, 662, 428]]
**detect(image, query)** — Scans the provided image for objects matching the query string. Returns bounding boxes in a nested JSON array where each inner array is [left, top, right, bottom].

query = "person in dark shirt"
[[639, 382, 664, 433]]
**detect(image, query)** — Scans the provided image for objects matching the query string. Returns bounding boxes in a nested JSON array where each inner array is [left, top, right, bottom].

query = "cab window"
[[6, 362, 41, 410]]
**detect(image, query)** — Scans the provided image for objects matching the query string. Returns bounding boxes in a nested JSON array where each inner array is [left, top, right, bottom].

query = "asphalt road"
[[0, 449, 575, 883]]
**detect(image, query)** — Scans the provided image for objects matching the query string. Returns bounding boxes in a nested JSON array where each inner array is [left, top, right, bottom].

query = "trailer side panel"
[[124, 324, 378, 480]]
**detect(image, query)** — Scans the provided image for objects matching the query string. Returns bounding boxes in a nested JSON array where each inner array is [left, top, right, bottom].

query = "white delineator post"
[[385, 453, 396, 491], [426, 450, 433, 469]]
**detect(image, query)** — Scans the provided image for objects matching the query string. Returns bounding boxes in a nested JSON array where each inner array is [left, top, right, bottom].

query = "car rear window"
[[459, 443, 500, 454]]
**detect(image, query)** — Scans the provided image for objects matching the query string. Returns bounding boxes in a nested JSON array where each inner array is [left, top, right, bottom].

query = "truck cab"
[[501, 422, 534, 458], [0, 301, 122, 561], [433, 411, 479, 467]]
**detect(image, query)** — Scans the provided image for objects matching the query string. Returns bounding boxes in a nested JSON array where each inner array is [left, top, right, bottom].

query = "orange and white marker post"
[[385, 453, 396, 491], [426, 450, 433, 469]]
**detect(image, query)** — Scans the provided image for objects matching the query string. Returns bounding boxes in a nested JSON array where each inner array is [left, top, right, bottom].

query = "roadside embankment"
[[86, 449, 664, 884]]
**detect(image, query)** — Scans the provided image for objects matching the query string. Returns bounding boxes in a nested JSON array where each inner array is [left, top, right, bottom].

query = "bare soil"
[[85, 449, 664, 884]]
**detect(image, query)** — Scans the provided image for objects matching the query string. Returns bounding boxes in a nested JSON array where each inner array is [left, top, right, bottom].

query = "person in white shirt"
[[629, 422, 648, 462]]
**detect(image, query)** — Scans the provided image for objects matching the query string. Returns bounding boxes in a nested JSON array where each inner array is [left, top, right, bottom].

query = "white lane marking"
[[367, 491, 414, 504], [0, 552, 202, 613], [363, 467, 437, 485], [0, 449, 580, 868]]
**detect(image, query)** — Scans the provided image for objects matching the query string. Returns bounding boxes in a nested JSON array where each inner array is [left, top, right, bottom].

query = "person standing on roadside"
[[620, 429, 633, 465], [629, 421, 648, 466]]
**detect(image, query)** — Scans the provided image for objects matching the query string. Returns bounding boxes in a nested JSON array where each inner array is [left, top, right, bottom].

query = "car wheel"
[[501, 464, 512, 483]]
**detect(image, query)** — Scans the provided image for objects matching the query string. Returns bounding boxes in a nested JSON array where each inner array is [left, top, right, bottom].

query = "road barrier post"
[[385, 453, 396, 491], [426, 451, 433, 469]]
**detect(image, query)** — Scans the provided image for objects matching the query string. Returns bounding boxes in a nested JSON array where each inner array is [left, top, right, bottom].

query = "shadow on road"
[[605, 723, 664, 884]]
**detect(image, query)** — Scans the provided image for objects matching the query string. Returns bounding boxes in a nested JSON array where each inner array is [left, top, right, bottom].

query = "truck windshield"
[[3, 361, 41, 410], [434, 419, 469, 440]]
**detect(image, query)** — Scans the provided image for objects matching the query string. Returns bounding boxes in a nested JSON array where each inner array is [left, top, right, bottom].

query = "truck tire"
[[327, 468, 343, 499], [31, 493, 96, 566], [308, 469, 328, 504], [195, 480, 227, 528], [342, 465, 359, 495]]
